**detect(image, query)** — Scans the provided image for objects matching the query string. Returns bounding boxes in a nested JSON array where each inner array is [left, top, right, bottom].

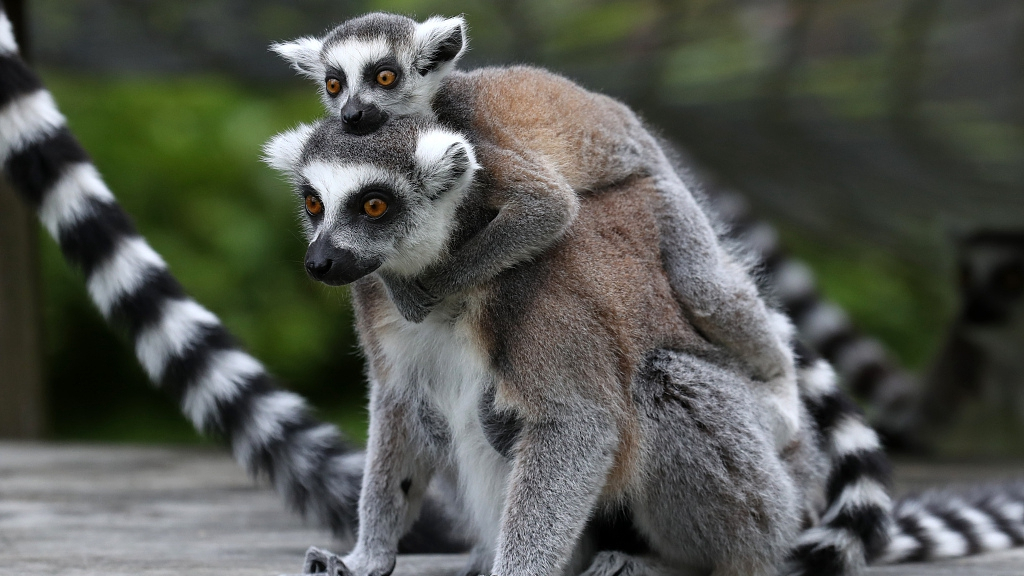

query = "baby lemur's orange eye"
[[325, 77, 342, 95], [305, 194, 323, 216], [363, 198, 388, 218], [376, 69, 397, 87]]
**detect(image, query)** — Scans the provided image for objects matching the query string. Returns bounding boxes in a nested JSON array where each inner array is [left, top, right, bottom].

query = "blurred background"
[[0, 0, 1021, 454]]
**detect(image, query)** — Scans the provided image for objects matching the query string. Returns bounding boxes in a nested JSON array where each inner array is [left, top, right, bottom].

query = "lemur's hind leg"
[[628, 349, 811, 576], [653, 166, 799, 449]]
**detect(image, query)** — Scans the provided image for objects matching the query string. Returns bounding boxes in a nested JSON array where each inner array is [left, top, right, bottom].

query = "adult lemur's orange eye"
[[325, 77, 342, 95], [305, 194, 323, 216], [363, 198, 388, 218], [376, 69, 397, 87]]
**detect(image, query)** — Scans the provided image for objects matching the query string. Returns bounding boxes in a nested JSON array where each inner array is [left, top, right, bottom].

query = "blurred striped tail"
[[0, 9, 367, 538], [709, 189, 923, 449], [881, 482, 1024, 564]]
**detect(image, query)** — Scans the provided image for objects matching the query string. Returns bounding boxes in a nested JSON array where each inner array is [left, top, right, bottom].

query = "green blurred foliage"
[[777, 225, 954, 370]]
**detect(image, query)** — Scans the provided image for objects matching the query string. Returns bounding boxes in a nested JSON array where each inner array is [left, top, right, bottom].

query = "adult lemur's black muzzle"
[[305, 238, 381, 286]]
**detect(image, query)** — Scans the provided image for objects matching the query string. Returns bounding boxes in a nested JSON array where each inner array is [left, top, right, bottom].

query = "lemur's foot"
[[301, 546, 351, 576]]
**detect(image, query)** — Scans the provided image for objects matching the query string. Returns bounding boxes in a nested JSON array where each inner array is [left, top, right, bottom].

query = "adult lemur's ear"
[[413, 16, 467, 76], [270, 37, 325, 81], [414, 129, 478, 198], [262, 122, 316, 173]]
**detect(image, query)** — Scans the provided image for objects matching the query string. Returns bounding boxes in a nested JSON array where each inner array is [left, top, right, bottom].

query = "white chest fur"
[[375, 306, 512, 548]]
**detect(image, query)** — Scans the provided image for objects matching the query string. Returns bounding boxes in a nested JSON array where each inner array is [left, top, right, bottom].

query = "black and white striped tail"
[[785, 349, 893, 575], [880, 482, 1024, 564], [709, 190, 922, 449], [0, 11, 365, 539]]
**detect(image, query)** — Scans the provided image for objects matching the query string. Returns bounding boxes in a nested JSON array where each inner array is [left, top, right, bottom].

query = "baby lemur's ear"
[[412, 16, 467, 76], [262, 122, 316, 173], [414, 128, 478, 198], [270, 37, 325, 81]]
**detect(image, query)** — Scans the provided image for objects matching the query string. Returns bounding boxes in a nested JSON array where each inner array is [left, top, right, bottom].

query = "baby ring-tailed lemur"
[[266, 113, 1024, 576], [271, 13, 803, 451], [0, 8, 465, 553]]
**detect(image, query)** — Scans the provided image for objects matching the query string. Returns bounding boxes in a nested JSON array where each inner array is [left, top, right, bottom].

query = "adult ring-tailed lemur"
[[267, 12, 1024, 576], [264, 109, 1024, 576], [1, 7, 1023, 575]]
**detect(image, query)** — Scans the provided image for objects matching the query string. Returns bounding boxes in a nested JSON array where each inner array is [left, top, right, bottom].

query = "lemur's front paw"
[[302, 546, 351, 576], [385, 277, 441, 323]]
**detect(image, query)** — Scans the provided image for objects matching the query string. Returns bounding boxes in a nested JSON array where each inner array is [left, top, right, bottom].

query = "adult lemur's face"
[[271, 13, 467, 135], [263, 117, 478, 286]]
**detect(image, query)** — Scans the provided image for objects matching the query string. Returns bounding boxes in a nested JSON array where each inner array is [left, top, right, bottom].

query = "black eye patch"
[[346, 184, 401, 224], [363, 59, 401, 83], [297, 182, 317, 200], [324, 67, 346, 93]]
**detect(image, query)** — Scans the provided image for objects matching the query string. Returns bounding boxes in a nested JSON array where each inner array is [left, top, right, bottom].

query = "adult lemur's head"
[[271, 13, 467, 135], [263, 117, 478, 286]]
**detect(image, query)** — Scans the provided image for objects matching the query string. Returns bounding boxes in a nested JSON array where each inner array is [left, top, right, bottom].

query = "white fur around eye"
[[300, 162, 405, 224], [322, 37, 393, 93], [262, 123, 315, 173]]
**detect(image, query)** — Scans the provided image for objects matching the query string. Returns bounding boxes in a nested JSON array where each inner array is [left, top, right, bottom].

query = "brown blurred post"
[[0, 0, 46, 438]]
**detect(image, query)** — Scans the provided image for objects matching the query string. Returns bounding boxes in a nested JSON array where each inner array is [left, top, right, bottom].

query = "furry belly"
[[376, 306, 512, 547]]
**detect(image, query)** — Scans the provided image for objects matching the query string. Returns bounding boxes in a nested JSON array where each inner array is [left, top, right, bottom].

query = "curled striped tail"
[[709, 189, 922, 449], [880, 482, 1024, 564], [0, 10, 368, 538], [785, 351, 893, 575]]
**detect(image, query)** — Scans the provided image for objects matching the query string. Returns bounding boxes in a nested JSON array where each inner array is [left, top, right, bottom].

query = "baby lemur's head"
[[271, 13, 467, 135], [263, 117, 479, 286]]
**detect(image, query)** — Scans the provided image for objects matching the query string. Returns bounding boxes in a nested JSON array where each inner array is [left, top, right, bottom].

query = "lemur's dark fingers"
[[301, 546, 352, 576], [302, 546, 331, 573]]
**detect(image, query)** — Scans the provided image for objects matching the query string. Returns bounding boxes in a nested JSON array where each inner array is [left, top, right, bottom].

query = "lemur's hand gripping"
[[301, 546, 351, 576], [383, 276, 442, 323]]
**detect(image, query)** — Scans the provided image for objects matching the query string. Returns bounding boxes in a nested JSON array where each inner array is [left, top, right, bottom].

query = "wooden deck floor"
[[0, 443, 1022, 576]]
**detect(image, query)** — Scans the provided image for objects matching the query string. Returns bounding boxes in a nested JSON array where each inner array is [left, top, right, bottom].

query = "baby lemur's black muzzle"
[[341, 99, 389, 135], [305, 238, 381, 286]]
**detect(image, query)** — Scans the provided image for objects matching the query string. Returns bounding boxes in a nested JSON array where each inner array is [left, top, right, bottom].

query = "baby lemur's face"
[[263, 117, 478, 286], [272, 13, 466, 135]]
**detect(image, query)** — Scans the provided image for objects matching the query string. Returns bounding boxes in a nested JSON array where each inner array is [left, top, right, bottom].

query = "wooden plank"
[[0, 182, 45, 439], [0, 444, 1021, 575], [0, 0, 45, 440]]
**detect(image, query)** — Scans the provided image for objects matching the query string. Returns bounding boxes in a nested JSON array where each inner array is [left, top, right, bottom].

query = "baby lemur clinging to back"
[[271, 13, 801, 447]]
